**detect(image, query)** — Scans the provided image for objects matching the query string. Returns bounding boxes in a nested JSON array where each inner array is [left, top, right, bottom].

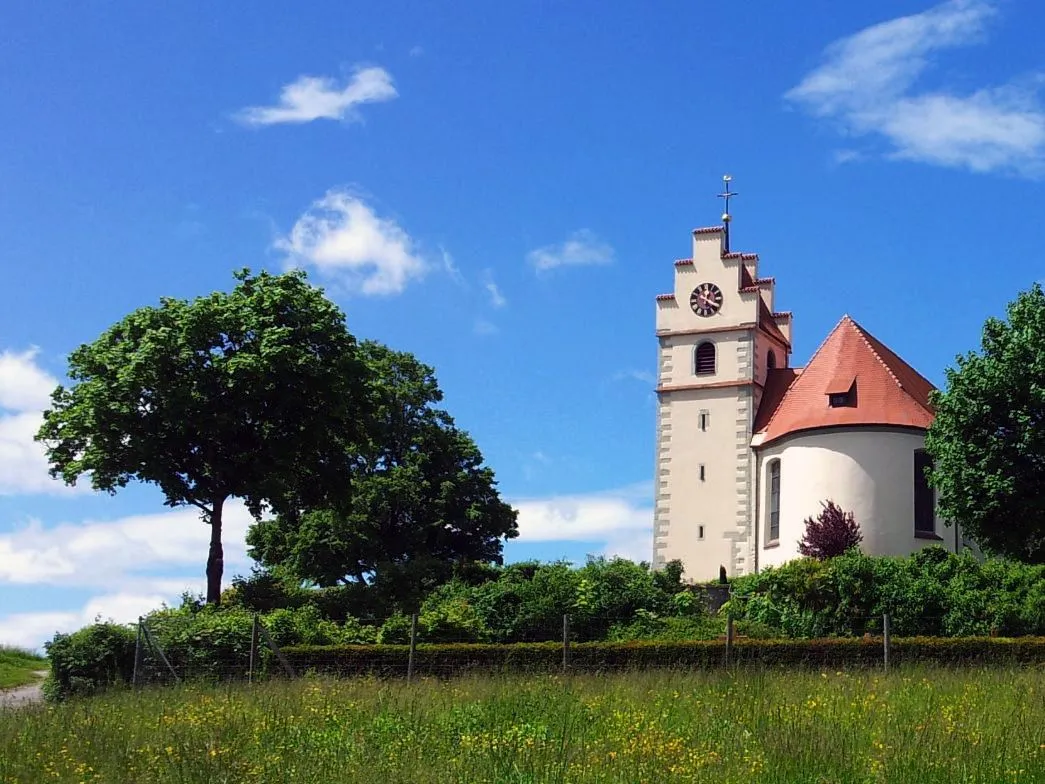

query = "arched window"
[[694, 341, 716, 375], [768, 459, 781, 542], [767, 350, 777, 369]]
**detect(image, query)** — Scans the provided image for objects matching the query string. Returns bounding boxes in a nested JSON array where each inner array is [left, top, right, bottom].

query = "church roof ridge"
[[754, 314, 935, 445], [693, 225, 724, 235]]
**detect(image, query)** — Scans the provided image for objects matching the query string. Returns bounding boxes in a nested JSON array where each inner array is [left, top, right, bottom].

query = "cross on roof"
[[717, 174, 737, 220]]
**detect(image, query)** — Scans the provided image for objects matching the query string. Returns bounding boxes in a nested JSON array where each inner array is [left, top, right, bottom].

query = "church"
[[652, 189, 969, 581]]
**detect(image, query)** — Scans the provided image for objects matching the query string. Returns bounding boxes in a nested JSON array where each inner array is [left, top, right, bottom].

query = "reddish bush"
[[798, 500, 862, 559]]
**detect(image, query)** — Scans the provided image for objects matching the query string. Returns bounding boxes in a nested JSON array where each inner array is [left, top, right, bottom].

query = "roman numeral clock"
[[690, 282, 723, 317]]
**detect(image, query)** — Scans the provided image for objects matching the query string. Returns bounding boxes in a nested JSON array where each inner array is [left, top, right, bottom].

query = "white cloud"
[[512, 482, 652, 543], [483, 270, 507, 308], [0, 501, 254, 589], [0, 593, 171, 651], [0, 348, 80, 496], [235, 66, 397, 126], [0, 348, 56, 412], [528, 229, 614, 272], [786, 0, 1045, 176], [511, 482, 653, 564], [276, 189, 428, 296]]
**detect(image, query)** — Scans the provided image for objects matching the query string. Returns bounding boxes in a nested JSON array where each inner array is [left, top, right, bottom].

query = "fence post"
[[725, 613, 734, 666], [883, 613, 891, 671], [407, 613, 418, 682], [140, 619, 180, 683], [248, 614, 260, 684], [562, 614, 570, 674], [132, 617, 143, 688], [257, 620, 296, 678]]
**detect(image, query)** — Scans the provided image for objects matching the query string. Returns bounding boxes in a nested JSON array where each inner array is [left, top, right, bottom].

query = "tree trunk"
[[206, 498, 225, 605]]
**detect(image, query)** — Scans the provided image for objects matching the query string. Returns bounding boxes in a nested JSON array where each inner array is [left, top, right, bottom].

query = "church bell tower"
[[652, 176, 792, 580]]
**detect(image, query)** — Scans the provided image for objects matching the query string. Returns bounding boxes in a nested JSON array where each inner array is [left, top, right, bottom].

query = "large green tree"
[[246, 340, 518, 606], [925, 282, 1045, 564], [35, 269, 367, 604]]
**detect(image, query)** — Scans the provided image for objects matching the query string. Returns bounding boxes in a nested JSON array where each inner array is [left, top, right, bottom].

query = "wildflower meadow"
[[2, 666, 1043, 783]]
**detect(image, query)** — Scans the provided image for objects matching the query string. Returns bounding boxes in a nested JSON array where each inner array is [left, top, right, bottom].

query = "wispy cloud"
[[483, 270, 507, 308], [276, 188, 427, 296], [613, 369, 656, 385], [786, 0, 1045, 176], [235, 66, 397, 127], [473, 318, 498, 336], [441, 247, 465, 285], [528, 229, 614, 272]]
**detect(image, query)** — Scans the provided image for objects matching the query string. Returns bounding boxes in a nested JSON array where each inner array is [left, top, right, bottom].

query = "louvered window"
[[695, 342, 716, 375]]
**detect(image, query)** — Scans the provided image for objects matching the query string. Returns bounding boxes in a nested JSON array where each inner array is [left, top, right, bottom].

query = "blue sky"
[[2, 0, 1044, 649]]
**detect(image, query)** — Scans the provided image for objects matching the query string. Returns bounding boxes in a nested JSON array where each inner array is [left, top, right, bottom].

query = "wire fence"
[[128, 608, 1040, 689]]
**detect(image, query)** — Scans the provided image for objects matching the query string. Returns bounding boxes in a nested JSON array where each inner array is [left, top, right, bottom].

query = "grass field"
[[0, 647, 47, 690], [1, 667, 1044, 783]]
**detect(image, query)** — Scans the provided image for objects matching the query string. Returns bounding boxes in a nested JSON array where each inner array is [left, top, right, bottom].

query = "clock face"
[[690, 282, 723, 317]]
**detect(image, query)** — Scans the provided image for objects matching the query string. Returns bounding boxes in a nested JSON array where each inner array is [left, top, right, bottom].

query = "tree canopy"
[[925, 282, 1045, 564], [35, 268, 368, 603], [797, 500, 862, 560], [246, 340, 519, 607]]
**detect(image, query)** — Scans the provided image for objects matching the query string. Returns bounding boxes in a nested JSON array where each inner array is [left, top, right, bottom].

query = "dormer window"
[[826, 375, 857, 407]]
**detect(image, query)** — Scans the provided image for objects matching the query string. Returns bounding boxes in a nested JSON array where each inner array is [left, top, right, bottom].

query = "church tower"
[[652, 178, 792, 580]]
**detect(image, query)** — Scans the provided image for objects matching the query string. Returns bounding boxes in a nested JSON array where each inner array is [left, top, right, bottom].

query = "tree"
[[797, 500, 862, 560], [35, 268, 367, 604], [246, 340, 518, 607], [925, 283, 1045, 563]]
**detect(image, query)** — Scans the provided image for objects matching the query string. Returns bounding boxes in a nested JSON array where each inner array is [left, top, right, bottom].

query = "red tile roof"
[[674, 258, 694, 267], [656, 293, 675, 301], [752, 367, 802, 433], [754, 315, 935, 445], [693, 226, 724, 235]]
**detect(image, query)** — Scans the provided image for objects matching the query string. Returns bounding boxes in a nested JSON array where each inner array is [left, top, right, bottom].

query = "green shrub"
[[282, 636, 1045, 678], [43, 622, 137, 701]]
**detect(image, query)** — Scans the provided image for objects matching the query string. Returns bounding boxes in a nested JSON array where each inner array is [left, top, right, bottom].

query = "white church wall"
[[756, 427, 958, 570], [654, 385, 746, 582]]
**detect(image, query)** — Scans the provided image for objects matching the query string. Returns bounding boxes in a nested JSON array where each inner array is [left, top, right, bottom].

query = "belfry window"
[[768, 459, 781, 542], [767, 350, 776, 370], [695, 341, 716, 375], [914, 449, 935, 536]]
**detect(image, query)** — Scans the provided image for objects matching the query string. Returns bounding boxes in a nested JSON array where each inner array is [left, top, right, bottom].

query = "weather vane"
[[717, 174, 737, 223]]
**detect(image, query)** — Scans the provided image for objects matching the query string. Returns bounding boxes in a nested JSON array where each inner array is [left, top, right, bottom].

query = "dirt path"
[[0, 671, 48, 710]]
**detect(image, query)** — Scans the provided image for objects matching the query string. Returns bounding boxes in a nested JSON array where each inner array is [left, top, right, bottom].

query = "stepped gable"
[[754, 315, 935, 446]]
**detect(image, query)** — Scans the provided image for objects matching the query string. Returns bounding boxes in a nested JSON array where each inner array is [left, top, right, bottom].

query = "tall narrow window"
[[695, 341, 716, 375], [768, 459, 781, 542], [698, 525, 705, 540], [699, 411, 709, 431], [767, 350, 776, 370], [699, 464, 706, 481], [914, 449, 934, 535]]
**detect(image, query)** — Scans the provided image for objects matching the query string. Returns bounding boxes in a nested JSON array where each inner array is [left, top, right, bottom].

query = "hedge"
[[282, 635, 1045, 677]]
